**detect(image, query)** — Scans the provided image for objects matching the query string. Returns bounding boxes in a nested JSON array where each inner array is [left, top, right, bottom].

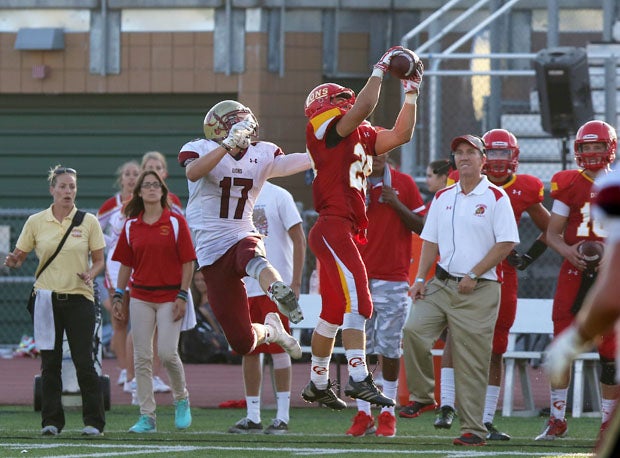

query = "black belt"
[[435, 265, 492, 283], [132, 283, 181, 291], [52, 292, 85, 301]]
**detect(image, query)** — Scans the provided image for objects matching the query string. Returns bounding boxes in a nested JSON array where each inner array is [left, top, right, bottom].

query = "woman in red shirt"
[[112, 171, 196, 433]]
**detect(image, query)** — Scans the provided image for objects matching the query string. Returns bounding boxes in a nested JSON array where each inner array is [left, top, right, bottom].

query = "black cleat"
[[344, 374, 395, 407], [434, 405, 456, 429], [485, 422, 511, 441], [228, 417, 263, 434], [302, 381, 347, 410]]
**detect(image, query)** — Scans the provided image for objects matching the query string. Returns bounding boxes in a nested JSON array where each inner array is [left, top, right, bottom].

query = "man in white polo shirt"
[[401, 134, 519, 446]]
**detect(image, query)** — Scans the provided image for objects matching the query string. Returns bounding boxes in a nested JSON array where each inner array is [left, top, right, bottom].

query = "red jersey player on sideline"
[[536, 120, 618, 441], [432, 129, 551, 439], [300, 46, 424, 411]]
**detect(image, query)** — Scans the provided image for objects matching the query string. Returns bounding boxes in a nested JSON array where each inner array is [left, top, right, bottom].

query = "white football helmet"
[[203, 100, 259, 142]]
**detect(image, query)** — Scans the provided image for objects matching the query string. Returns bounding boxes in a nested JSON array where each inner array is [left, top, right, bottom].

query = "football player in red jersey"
[[301, 46, 423, 410], [434, 129, 551, 440], [545, 166, 620, 456], [536, 120, 619, 441]]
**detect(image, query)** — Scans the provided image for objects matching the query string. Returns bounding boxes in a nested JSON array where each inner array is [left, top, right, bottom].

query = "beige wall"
[[0, 29, 380, 208]]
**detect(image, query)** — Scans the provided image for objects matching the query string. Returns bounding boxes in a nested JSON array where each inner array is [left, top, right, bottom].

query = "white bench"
[[501, 298, 600, 418]]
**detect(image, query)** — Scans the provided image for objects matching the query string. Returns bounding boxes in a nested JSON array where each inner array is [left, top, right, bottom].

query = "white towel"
[[33, 289, 55, 350], [181, 292, 197, 332]]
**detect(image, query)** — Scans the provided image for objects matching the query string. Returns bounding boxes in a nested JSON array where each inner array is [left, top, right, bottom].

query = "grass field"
[[0, 405, 598, 457]]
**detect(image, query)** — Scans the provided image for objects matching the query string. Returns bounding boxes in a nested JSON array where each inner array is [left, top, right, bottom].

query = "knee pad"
[[245, 256, 272, 280], [271, 352, 291, 370], [342, 312, 365, 331], [600, 357, 616, 386], [315, 318, 339, 339]]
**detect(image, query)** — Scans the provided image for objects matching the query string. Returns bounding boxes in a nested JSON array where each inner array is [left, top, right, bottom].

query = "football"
[[578, 240, 605, 268], [388, 49, 419, 79]]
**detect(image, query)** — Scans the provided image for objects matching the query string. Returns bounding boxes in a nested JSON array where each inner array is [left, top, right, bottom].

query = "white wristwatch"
[[466, 271, 478, 281]]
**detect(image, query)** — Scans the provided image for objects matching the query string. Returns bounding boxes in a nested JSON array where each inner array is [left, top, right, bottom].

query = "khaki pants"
[[402, 277, 500, 438], [130, 298, 188, 418]]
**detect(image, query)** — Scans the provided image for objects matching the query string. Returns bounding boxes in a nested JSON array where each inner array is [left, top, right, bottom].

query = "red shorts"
[[201, 236, 266, 355], [492, 263, 518, 354], [553, 259, 616, 360], [248, 295, 290, 355], [308, 215, 372, 325]]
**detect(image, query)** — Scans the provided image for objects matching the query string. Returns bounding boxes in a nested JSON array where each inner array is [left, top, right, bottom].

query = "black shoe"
[[344, 374, 395, 407], [302, 381, 347, 410], [228, 418, 263, 434], [485, 422, 511, 441], [398, 400, 437, 418], [434, 405, 456, 429], [453, 432, 486, 446]]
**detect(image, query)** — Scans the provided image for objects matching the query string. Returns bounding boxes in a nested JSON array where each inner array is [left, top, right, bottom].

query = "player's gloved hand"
[[373, 46, 404, 75], [506, 249, 534, 271], [402, 58, 424, 94], [544, 325, 591, 386], [222, 119, 256, 151]]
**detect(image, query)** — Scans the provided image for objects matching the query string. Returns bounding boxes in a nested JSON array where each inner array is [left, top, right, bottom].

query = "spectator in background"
[[403, 135, 519, 446], [228, 181, 306, 435], [124, 151, 185, 397], [345, 153, 425, 438], [112, 170, 195, 433], [97, 160, 141, 386], [434, 129, 550, 440], [141, 151, 183, 214], [178, 100, 307, 382], [4, 165, 106, 437], [536, 120, 618, 441], [425, 159, 452, 198], [301, 46, 423, 410]]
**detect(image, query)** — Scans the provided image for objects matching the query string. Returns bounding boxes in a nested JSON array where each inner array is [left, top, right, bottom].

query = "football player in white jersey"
[[178, 100, 310, 366]]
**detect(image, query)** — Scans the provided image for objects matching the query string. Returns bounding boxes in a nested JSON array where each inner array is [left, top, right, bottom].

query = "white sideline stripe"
[[2, 442, 592, 457]]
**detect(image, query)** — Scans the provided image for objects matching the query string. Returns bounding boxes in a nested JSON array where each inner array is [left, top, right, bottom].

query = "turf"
[[0, 405, 598, 457]]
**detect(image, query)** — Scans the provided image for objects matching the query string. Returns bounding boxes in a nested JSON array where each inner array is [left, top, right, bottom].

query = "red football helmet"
[[482, 129, 519, 178], [304, 83, 356, 119], [574, 120, 617, 171]]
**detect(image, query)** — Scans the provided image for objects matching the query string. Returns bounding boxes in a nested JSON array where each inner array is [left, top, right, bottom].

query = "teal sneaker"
[[174, 398, 192, 430], [128, 415, 156, 433]]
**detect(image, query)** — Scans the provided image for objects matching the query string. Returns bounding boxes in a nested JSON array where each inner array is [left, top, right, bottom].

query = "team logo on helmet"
[[203, 100, 259, 142], [304, 83, 356, 119]]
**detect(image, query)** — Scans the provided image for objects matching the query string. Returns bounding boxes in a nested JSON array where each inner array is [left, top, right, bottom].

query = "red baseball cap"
[[451, 135, 485, 154]]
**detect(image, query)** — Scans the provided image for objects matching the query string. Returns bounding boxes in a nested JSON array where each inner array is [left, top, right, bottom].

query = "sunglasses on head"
[[54, 167, 77, 176]]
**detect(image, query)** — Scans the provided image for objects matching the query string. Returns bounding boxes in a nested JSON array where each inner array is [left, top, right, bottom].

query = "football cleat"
[[264, 312, 302, 359], [344, 374, 394, 407], [228, 417, 263, 434], [453, 432, 486, 446], [399, 400, 437, 418], [485, 422, 510, 441], [434, 405, 456, 429], [268, 281, 304, 324], [375, 411, 397, 437], [264, 418, 288, 435], [346, 411, 376, 437], [301, 380, 347, 410], [534, 416, 567, 440]]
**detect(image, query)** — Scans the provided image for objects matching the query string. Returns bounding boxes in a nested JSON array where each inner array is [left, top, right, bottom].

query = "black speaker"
[[533, 47, 593, 137]]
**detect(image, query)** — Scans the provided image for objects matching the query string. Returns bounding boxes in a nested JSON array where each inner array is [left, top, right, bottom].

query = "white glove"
[[544, 325, 591, 386], [222, 119, 257, 151]]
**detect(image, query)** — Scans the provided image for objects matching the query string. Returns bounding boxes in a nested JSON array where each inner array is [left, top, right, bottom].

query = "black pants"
[[40, 294, 105, 432]]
